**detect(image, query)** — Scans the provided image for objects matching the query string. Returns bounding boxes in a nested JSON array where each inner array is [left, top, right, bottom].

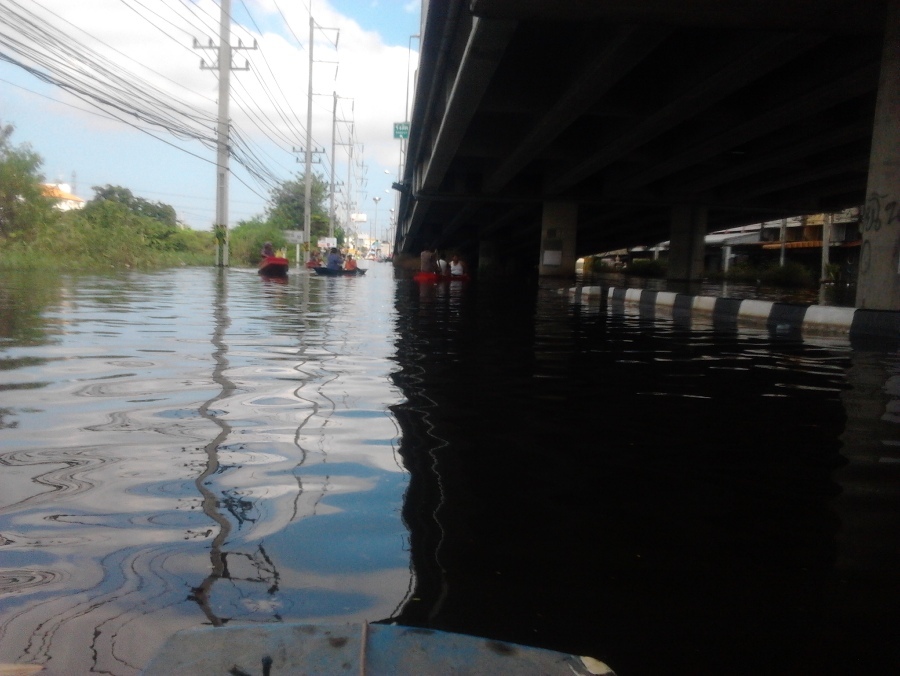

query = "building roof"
[[41, 184, 85, 203]]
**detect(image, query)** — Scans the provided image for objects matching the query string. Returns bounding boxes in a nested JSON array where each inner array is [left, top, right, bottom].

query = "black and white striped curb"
[[568, 286, 900, 346]]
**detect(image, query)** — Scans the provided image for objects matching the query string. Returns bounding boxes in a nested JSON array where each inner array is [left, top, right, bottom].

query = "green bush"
[[627, 258, 667, 278], [758, 261, 816, 288], [712, 262, 759, 284], [0, 203, 215, 271], [228, 218, 291, 266]]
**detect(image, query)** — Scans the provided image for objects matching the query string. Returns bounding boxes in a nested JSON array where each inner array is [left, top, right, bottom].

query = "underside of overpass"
[[395, 0, 891, 278]]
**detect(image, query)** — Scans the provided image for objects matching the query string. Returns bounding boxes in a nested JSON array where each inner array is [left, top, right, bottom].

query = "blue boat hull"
[[313, 266, 367, 276]]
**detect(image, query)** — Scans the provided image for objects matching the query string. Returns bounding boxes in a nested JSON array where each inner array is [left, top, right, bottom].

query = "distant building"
[[589, 208, 862, 279], [41, 183, 85, 211]]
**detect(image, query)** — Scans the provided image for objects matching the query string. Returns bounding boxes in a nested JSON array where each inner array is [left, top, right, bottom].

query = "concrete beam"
[[483, 25, 669, 194], [419, 17, 517, 194], [547, 33, 828, 193], [469, 0, 887, 34]]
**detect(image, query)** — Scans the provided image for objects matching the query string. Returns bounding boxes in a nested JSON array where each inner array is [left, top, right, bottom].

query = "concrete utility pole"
[[195, 0, 255, 267], [329, 91, 338, 238], [303, 13, 315, 264], [302, 8, 339, 254], [345, 111, 356, 245], [332, 95, 354, 240], [215, 1, 231, 267]]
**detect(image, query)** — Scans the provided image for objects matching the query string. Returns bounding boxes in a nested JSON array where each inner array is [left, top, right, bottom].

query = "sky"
[[0, 0, 421, 237]]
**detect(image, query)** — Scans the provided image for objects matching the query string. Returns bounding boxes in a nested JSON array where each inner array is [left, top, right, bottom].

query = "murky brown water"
[[1, 265, 898, 675]]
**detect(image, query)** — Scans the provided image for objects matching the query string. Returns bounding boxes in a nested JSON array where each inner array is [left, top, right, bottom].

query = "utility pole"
[[332, 94, 354, 240], [303, 13, 315, 264], [372, 196, 381, 250], [195, 0, 255, 267], [329, 91, 338, 238], [303, 7, 339, 260], [215, 1, 231, 267], [342, 103, 356, 247]]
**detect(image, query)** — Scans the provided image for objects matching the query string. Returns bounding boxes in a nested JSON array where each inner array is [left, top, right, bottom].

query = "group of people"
[[321, 247, 357, 271], [263, 243, 358, 271], [420, 247, 467, 277]]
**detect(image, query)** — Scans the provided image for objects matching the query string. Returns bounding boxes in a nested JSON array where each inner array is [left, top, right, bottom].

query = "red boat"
[[259, 256, 290, 277], [413, 271, 470, 282]]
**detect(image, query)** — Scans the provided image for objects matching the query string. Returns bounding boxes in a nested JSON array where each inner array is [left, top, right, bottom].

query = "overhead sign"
[[283, 230, 304, 244], [393, 122, 410, 139]]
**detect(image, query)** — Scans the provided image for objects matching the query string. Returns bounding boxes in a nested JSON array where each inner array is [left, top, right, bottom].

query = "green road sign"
[[393, 122, 410, 139]]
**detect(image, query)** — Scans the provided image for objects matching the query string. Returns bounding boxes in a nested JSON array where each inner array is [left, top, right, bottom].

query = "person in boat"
[[449, 254, 467, 277], [261, 242, 275, 258], [326, 247, 343, 271], [306, 250, 321, 268], [420, 246, 437, 273], [344, 255, 358, 271]]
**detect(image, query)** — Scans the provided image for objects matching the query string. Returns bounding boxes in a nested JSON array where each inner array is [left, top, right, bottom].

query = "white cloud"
[[1, 0, 419, 227]]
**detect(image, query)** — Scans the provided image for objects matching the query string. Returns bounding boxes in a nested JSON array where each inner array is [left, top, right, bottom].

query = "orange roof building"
[[41, 183, 86, 211]]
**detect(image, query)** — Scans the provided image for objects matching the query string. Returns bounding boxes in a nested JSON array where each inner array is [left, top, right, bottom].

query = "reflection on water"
[[0, 266, 409, 674], [0, 266, 898, 675], [389, 275, 899, 675]]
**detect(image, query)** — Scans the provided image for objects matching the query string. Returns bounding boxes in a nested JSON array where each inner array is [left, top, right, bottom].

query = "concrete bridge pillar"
[[478, 239, 499, 278], [857, 0, 900, 310], [667, 203, 707, 282], [538, 202, 578, 277]]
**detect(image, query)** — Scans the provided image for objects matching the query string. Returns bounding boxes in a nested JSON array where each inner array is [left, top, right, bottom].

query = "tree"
[[266, 173, 330, 241], [229, 216, 287, 265], [0, 122, 55, 240], [89, 184, 177, 226]]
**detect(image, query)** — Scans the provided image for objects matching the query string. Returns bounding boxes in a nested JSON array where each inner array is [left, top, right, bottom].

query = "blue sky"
[[0, 0, 421, 233]]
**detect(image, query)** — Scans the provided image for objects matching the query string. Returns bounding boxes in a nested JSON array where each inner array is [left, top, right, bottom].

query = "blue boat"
[[313, 266, 367, 276]]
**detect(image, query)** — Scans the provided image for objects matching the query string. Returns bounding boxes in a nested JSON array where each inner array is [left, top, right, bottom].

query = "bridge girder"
[[396, 0, 888, 263]]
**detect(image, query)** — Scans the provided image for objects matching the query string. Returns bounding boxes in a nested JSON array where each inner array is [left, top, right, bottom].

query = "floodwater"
[[0, 264, 898, 675]]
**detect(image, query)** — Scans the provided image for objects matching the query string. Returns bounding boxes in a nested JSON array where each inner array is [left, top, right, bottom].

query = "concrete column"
[[857, 0, 900, 310], [667, 203, 707, 282], [538, 202, 577, 277], [820, 212, 833, 282], [478, 239, 498, 278]]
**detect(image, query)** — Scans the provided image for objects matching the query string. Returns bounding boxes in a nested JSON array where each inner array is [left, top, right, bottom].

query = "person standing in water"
[[436, 252, 449, 276], [449, 254, 467, 276], [420, 246, 436, 273]]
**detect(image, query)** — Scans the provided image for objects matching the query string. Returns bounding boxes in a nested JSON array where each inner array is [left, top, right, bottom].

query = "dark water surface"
[[1, 265, 898, 675]]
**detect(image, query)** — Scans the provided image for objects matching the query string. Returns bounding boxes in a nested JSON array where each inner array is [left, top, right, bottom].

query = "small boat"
[[143, 622, 615, 675], [313, 266, 368, 276], [413, 271, 470, 282], [258, 256, 289, 277]]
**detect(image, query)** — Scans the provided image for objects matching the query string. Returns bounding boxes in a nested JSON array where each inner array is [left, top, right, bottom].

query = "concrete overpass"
[[394, 0, 900, 310]]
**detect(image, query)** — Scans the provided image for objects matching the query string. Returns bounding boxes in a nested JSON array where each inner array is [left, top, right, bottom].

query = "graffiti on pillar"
[[862, 191, 900, 232]]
